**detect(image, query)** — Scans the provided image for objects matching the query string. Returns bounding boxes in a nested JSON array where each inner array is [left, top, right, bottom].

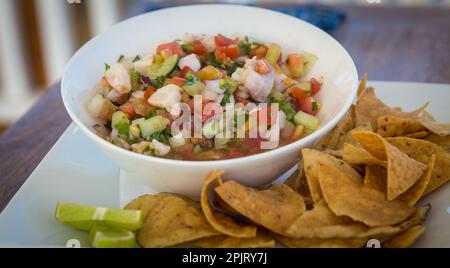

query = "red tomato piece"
[[119, 101, 136, 118], [178, 143, 194, 159], [217, 46, 239, 59], [165, 77, 186, 87], [144, 86, 156, 100], [310, 77, 322, 95], [193, 40, 206, 55], [248, 45, 268, 58], [300, 96, 320, 116], [214, 34, 236, 47], [179, 66, 193, 78], [288, 86, 308, 102], [156, 42, 183, 57], [132, 98, 152, 117]]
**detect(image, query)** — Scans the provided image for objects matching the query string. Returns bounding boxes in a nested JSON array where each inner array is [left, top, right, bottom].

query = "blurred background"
[[0, 0, 449, 133]]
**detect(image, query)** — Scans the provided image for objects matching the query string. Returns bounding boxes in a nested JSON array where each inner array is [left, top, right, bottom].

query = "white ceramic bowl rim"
[[61, 4, 358, 167]]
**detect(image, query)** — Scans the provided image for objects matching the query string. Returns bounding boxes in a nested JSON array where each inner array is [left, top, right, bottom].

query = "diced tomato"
[[214, 49, 228, 64], [119, 101, 136, 117], [178, 143, 194, 159], [179, 66, 193, 78], [165, 77, 186, 87], [144, 86, 156, 100], [216, 46, 239, 60], [156, 42, 183, 57], [288, 86, 308, 102], [242, 136, 263, 150], [227, 150, 247, 159], [310, 77, 322, 95], [193, 40, 206, 55], [214, 34, 237, 47], [132, 98, 153, 117], [300, 96, 320, 116], [248, 45, 268, 58]]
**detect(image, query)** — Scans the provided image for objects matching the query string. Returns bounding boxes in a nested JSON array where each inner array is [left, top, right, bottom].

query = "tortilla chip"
[[405, 131, 429, 139], [343, 143, 387, 168], [302, 149, 362, 203], [386, 137, 450, 195], [357, 73, 368, 97], [377, 116, 425, 137], [193, 232, 275, 248], [352, 131, 426, 200], [383, 225, 426, 248], [416, 117, 450, 136], [137, 194, 219, 248], [354, 87, 425, 130], [214, 181, 305, 235], [335, 123, 373, 150], [363, 165, 387, 193], [283, 162, 312, 206], [201, 170, 257, 238], [124, 193, 176, 218], [314, 111, 354, 151], [276, 235, 367, 248], [318, 163, 416, 227], [397, 155, 435, 206], [286, 201, 368, 239], [423, 133, 450, 152]]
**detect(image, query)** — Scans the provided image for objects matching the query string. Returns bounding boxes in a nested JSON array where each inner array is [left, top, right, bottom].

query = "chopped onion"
[[132, 90, 145, 99], [205, 79, 225, 94]]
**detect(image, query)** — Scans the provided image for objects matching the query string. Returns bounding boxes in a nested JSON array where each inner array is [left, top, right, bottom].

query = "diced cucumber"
[[138, 115, 170, 140], [265, 43, 281, 66], [111, 111, 130, 128], [300, 51, 318, 76], [146, 54, 178, 80], [293, 111, 320, 130], [219, 78, 238, 94], [270, 88, 284, 102], [131, 117, 146, 126], [182, 80, 205, 96]]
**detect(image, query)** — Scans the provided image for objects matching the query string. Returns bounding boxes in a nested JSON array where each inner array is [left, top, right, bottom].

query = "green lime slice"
[[89, 225, 137, 248], [55, 202, 144, 231]]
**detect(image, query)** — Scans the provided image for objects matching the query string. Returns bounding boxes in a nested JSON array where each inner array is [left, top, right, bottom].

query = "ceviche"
[[87, 34, 322, 160]]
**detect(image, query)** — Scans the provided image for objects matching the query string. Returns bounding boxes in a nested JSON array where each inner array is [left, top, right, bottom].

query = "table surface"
[[1, 5, 449, 212]]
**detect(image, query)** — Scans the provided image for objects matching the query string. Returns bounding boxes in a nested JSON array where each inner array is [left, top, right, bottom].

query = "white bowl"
[[61, 4, 358, 198]]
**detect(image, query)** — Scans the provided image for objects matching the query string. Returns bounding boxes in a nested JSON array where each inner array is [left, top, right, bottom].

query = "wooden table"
[[1, 5, 449, 212]]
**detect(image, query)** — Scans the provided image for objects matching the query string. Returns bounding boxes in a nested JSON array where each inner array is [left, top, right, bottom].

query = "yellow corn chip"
[[201, 170, 257, 238], [318, 163, 416, 227], [352, 131, 426, 200], [383, 225, 426, 248]]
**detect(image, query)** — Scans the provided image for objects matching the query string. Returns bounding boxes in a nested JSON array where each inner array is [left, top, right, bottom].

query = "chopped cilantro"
[[312, 101, 319, 112], [115, 123, 129, 137], [117, 54, 124, 62], [104, 63, 110, 71], [150, 76, 166, 89], [181, 44, 194, 53], [132, 55, 140, 62]]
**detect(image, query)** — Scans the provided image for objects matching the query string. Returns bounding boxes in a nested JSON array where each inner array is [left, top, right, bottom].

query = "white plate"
[[0, 81, 449, 248]]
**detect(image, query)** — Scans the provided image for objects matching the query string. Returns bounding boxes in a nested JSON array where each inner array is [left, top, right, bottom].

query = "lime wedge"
[[89, 225, 137, 248], [55, 202, 144, 231]]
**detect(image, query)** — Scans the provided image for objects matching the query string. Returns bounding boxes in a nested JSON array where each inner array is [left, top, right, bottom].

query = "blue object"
[[128, 3, 345, 32]]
